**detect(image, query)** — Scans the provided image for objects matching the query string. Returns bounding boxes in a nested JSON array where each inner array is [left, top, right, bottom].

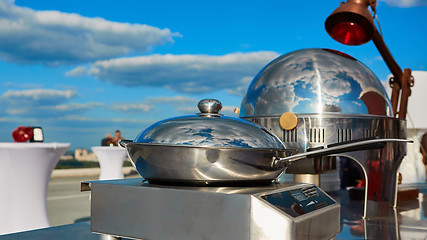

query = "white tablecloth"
[[91, 146, 127, 180], [0, 142, 70, 235]]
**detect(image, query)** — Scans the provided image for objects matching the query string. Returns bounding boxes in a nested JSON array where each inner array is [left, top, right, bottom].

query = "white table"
[[0, 142, 70, 235], [91, 146, 127, 180]]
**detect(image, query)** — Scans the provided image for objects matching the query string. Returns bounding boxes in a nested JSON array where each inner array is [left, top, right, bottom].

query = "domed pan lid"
[[133, 99, 285, 149], [239, 48, 393, 117]]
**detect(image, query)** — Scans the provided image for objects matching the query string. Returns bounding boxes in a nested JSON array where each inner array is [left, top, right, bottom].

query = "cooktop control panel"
[[262, 185, 336, 217]]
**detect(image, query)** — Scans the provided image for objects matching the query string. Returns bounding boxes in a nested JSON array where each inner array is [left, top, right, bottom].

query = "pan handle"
[[119, 139, 133, 148], [272, 138, 412, 168]]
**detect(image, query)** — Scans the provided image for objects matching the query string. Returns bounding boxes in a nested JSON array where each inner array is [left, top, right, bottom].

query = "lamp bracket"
[[368, 0, 377, 10], [389, 76, 399, 88], [368, 0, 377, 18], [409, 75, 415, 87]]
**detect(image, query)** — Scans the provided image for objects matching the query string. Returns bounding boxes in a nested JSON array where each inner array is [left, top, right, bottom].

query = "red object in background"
[[361, 91, 388, 116], [12, 126, 34, 142], [356, 179, 366, 188]]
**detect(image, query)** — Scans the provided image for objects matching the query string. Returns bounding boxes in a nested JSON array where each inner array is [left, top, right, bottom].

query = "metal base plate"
[[145, 178, 274, 187]]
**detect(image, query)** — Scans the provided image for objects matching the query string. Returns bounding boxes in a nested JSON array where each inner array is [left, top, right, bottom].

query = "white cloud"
[[0, 88, 103, 118], [226, 76, 253, 96], [111, 103, 153, 113], [145, 96, 197, 104], [43, 102, 103, 111], [221, 106, 240, 116], [5, 102, 102, 117], [2, 89, 77, 104], [57, 115, 152, 124], [110, 96, 198, 114], [379, 0, 427, 7], [3, 82, 43, 89], [177, 106, 198, 114], [0, 117, 10, 122], [65, 66, 88, 77], [0, 1, 179, 65], [374, 56, 383, 61], [69, 51, 279, 94]]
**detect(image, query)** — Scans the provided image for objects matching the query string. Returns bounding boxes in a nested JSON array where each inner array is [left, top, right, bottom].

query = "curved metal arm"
[[372, 28, 413, 119], [272, 138, 412, 167]]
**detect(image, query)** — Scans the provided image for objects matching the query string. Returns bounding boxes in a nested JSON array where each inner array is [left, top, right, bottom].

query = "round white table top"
[[91, 146, 128, 181], [91, 146, 126, 151], [0, 142, 70, 149]]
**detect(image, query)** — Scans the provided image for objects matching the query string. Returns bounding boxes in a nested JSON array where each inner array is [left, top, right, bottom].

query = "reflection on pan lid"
[[133, 99, 285, 149]]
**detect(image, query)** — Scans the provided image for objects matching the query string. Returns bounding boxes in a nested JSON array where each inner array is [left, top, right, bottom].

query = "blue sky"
[[0, 0, 426, 149]]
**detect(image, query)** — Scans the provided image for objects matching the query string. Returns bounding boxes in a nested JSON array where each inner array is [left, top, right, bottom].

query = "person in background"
[[101, 133, 113, 146], [113, 130, 124, 146]]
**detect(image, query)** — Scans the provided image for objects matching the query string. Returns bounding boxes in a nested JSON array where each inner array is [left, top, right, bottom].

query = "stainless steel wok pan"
[[120, 138, 409, 186], [120, 99, 410, 186]]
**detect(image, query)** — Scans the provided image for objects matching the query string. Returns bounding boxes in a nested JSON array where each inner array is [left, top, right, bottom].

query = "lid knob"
[[198, 99, 222, 114]]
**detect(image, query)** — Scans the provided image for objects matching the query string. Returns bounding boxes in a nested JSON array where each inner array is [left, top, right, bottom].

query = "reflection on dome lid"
[[239, 48, 393, 117]]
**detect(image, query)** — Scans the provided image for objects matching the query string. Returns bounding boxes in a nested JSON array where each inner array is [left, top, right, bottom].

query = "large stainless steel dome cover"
[[239, 48, 393, 117]]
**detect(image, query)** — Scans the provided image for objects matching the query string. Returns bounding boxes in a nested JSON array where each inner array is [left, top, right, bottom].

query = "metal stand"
[[339, 140, 407, 219], [294, 174, 320, 186]]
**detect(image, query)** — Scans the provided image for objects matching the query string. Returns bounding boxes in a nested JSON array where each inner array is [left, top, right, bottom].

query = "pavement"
[[47, 170, 140, 227]]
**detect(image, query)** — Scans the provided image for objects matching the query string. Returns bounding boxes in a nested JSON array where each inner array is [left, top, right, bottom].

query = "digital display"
[[262, 186, 335, 217]]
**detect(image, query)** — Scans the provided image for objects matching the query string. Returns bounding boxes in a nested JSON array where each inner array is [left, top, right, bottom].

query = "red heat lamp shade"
[[325, 1, 375, 46], [330, 21, 367, 45]]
